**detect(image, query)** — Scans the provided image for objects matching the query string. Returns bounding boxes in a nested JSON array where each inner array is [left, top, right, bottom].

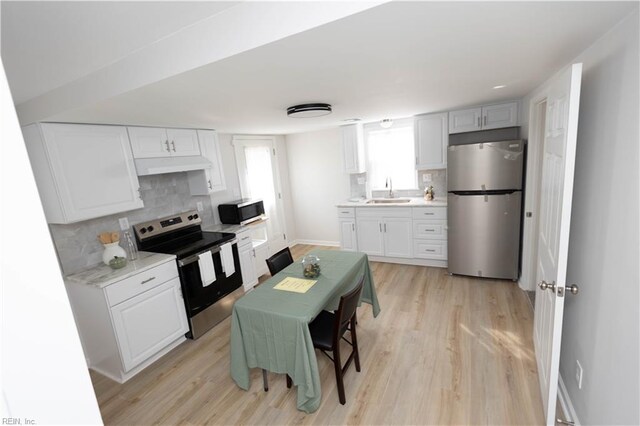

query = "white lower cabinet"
[[65, 256, 188, 383], [237, 230, 258, 291], [339, 219, 358, 251], [339, 205, 447, 266], [111, 278, 188, 372]]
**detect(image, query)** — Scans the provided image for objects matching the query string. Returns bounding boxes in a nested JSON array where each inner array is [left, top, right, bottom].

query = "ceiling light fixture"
[[287, 103, 332, 118], [380, 119, 393, 129], [493, 85, 507, 89]]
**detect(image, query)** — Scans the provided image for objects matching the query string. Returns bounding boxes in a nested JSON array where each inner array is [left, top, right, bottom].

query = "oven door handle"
[[178, 239, 238, 267]]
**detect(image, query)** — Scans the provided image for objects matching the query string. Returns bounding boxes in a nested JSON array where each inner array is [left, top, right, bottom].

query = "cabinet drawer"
[[105, 260, 179, 306], [236, 229, 253, 248], [413, 240, 447, 260], [356, 207, 412, 218], [337, 207, 356, 218], [413, 220, 447, 240], [412, 207, 446, 220]]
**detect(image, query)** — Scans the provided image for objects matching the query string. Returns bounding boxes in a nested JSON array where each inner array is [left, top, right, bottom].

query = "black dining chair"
[[265, 247, 294, 276], [308, 276, 364, 405]]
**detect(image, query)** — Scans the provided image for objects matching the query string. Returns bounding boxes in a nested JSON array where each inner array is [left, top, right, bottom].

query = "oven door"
[[177, 242, 242, 318]]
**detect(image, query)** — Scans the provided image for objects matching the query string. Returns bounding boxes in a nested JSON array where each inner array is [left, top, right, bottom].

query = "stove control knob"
[[193, 214, 199, 219], [147, 226, 154, 232], [139, 228, 147, 234], [188, 215, 193, 220]]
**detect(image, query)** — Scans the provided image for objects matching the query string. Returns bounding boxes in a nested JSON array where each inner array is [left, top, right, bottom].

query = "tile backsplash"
[[50, 173, 215, 275], [350, 169, 447, 199]]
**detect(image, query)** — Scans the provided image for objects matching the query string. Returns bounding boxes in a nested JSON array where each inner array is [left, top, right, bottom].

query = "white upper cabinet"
[[23, 123, 144, 224], [481, 102, 518, 130], [449, 102, 518, 134], [128, 126, 200, 158], [448, 108, 482, 134], [415, 112, 448, 169], [342, 124, 365, 174], [187, 130, 227, 195]]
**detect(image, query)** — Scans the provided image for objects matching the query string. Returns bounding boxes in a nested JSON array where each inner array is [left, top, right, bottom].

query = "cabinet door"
[[342, 124, 364, 173], [415, 113, 448, 169], [339, 219, 357, 251], [383, 218, 413, 258], [41, 124, 144, 223], [356, 218, 384, 256], [254, 243, 270, 277], [110, 278, 188, 372], [199, 130, 226, 191], [481, 102, 518, 130], [166, 128, 200, 157], [239, 245, 258, 291], [448, 108, 482, 134], [128, 127, 170, 158]]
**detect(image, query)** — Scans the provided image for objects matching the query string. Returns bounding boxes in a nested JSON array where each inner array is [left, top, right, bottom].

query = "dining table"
[[230, 249, 381, 413]]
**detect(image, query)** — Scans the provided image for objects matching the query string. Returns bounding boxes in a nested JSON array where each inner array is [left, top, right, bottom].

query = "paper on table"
[[273, 277, 317, 293]]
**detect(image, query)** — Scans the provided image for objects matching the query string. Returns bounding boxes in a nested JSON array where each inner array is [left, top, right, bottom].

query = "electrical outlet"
[[575, 360, 583, 389], [196, 201, 204, 212], [422, 173, 432, 183], [118, 217, 129, 231]]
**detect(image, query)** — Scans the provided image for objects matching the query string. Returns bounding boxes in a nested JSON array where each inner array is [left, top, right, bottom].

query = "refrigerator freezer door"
[[448, 140, 524, 191], [447, 192, 521, 280]]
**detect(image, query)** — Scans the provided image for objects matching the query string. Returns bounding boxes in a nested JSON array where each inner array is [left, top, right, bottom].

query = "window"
[[364, 119, 416, 190]]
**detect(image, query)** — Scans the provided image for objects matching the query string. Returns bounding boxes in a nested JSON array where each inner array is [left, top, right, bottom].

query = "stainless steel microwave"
[[217, 199, 265, 225]]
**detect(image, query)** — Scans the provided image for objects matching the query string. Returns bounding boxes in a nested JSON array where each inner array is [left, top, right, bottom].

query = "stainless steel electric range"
[[134, 210, 243, 339]]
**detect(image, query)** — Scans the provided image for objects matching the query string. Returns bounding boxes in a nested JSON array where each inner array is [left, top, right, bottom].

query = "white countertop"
[[204, 217, 269, 234], [65, 252, 176, 288], [337, 197, 447, 207]]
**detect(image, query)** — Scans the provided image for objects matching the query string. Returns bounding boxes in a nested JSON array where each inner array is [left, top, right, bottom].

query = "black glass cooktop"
[[141, 231, 236, 260]]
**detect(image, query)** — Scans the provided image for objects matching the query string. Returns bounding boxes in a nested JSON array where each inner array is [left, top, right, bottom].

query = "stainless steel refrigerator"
[[447, 140, 524, 280]]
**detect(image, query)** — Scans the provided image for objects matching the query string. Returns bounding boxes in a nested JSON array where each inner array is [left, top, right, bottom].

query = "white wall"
[[285, 128, 350, 245], [523, 8, 639, 424], [0, 60, 103, 424]]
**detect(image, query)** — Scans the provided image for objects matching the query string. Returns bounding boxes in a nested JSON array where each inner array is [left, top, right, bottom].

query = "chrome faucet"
[[385, 177, 394, 198]]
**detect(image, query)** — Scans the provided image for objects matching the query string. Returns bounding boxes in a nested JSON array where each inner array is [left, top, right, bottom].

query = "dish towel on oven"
[[221, 242, 235, 277], [198, 251, 216, 287]]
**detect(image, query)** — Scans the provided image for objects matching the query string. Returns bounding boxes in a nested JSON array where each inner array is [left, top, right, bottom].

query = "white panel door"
[[448, 107, 482, 134], [383, 218, 412, 258], [166, 128, 200, 157], [42, 123, 144, 222], [415, 113, 448, 169], [110, 278, 188, 372], [482, 102, 518, 130], [339, 219, 357, 251], [128, 126, 170, 158], [356, 218, 384, 256], [239, 245, 258, 291], [533, 63, 582, 426]]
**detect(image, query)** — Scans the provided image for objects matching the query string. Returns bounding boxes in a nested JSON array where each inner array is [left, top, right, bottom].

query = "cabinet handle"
[[379, 223, 382, 232], [252, 250, 256, 258], [140, 277, 156, 285], [341, 211, 350, 214], [424, 212, 434, 216], [352, 223, 355, 231], [477, 116, 481, 127], [483, 115, 487, 126], [165, 140, 171, 152], [241, 236, 250, 241], [208, 180, 213, 190], [384, 223, 387, 232], [425, 249, 436, 252], [425, 228, 435, 232], [171, 141, 176, 152], [415, 156, 418, 165], [137, 187, 142, 200]]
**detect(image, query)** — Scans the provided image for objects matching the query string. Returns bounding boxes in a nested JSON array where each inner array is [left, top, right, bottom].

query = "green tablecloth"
[[230, 250, 380, 413]]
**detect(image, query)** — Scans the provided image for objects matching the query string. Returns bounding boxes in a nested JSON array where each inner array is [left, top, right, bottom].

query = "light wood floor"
[[90, 244, 544, 425]]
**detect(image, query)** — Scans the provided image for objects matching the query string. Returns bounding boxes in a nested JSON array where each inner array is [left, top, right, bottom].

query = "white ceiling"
[[1, 1, 239, 103], [4, 1, 638, 135]]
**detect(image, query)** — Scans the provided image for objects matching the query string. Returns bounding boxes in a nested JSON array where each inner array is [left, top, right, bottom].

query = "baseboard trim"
[[291, 239, 340, 247], [558, 374, 581, 425]]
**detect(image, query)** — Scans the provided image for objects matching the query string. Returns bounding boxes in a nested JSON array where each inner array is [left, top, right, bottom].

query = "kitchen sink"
[[366, 198, 411, 204]]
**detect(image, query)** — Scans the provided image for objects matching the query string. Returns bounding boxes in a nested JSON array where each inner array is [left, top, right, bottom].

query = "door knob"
[[538, 280, 556, 292], [565, 284, 579, 295]]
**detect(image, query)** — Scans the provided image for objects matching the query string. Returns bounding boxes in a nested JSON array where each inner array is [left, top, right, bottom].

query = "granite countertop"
[[337, 197, 447, 207], [64, 252, 176, 288]]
